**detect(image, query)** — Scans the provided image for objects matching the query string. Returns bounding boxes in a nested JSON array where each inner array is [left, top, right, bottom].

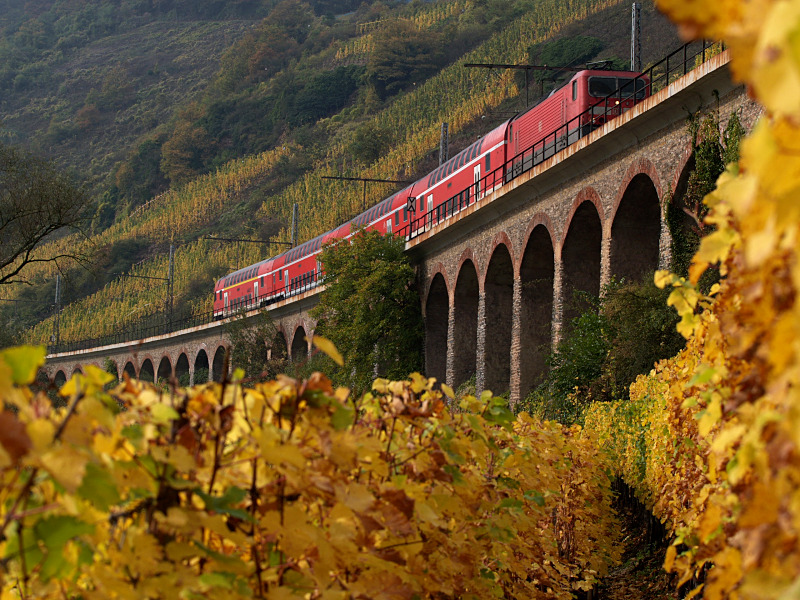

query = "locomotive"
[[212, 67, 649, 319]]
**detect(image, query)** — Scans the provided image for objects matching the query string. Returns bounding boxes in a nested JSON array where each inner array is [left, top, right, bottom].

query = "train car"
[[507, 69, 649, 177], [404, 122, 509, 237], [213, 69, 648, 319]]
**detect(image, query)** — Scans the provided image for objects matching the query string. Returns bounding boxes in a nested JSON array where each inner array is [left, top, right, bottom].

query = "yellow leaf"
[[41, 447, 88, 493], [0, 346, 46, 385], [27, 419, 55, 454], [440, 383, 455, 399], [654, 270, 675, 289], [309, 335, 343, 366]]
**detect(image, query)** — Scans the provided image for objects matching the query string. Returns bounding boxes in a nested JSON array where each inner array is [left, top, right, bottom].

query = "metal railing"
[[400, 40, 724, 240], [49, 40, 724, 355]]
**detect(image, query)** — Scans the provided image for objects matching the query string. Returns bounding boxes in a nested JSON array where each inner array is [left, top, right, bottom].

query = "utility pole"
[[291, 203, 299, 248], [52, 274, 61, 346], [439, 122, 449, 165], [631, 2, 642, 72], [166, 244, 174, 330]]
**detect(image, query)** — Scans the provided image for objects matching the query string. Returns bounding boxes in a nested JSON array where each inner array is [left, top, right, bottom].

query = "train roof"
[[351, 184, 415, 228]]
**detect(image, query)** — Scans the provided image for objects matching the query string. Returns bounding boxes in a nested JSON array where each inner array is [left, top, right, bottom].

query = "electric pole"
[[439, 122, 449, 165], [631, 3, 642, 72], [52, 274, 61, 347]]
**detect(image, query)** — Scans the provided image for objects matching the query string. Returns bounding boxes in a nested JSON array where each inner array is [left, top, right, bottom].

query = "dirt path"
[[597, 500, 678, 600]]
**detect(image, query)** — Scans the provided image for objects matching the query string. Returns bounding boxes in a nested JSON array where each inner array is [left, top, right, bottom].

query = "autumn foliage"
[[0, 344, 619, 599], [580, 0, 800, 596]]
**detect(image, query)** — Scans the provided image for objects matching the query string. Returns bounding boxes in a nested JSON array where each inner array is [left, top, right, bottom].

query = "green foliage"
[[312, 229, 423, 393], [667, 110, 745, 279], [225, 310, 285, 380], [349, 120, 392, 165], [366, 20, 445, 100], [520, 279, 684, 424], [289, 66, 363, 126]]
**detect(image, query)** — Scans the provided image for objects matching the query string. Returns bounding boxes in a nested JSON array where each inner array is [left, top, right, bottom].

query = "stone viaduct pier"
[[41, 50, 759, 405]]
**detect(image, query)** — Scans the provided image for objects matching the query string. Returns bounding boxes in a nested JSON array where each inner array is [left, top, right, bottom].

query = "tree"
[[0, 143, 89, 285], [366, 21, 444, 100], [312, 229, 423, 393], [225, 310, 285, 380]]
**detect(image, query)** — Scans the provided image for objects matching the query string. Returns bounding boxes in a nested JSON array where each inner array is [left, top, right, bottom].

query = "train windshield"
[[588, 76, 646, 99]]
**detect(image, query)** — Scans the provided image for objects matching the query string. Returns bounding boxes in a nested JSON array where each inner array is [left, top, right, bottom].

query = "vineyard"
[[16, 0, 649, 346], [0, 344, 620, 599], [2, 0, 799, 596]]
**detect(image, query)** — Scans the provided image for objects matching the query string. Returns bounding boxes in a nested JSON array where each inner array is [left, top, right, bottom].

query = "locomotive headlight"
[[615, 100, 620, 105]]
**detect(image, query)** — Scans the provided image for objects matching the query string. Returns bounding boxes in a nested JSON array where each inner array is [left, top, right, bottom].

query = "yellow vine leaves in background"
[[0, 345, 620, 599], [583, 0, 800, 597]]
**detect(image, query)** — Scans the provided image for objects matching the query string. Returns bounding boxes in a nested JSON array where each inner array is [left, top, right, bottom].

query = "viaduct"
[[40, 50, 760, 405]]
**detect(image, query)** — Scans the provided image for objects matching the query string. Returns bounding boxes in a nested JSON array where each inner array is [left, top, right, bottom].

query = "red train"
[[213, 68, 649, 318]]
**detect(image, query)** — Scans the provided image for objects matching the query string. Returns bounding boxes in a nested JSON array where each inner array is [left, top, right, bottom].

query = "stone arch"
[[611, 173, 662, 283], [157, 356, 172, 383], [453, 259, 479, 389], [33, 370, 49, 393], [271, 330, 288, 361], [291, 325, 308, 362], [139, 359, 155, 383], [614, 158, 662, 216], [483, 243, 514, 396], [424, 272, 449, 385], [520, 223, 555, 397], [212, 346, 227, 382], [175, 353, 190, 386], [456, 247, 481, 287], [71, 366, 83, 377], [561, 198, 603, 329], [123, 361, 136, 379], [54, 370, 67, 388], [194, 349, 210, 384]]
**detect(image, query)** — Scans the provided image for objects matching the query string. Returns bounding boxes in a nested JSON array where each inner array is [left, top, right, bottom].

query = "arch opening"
[[484, 245, 514, 396], [272, 331, 288, 361], [157, 357, 172, 384], [562, 201, 602, 330], [176, 354, 190, 386], [291, 326, 308, 363], [194, 350, 210, 384], [54, 370, 67, 388], [139, 359, 154, 383], [123, 361, 136, 379], [425, 274, 449, 386], [212, 346, 227, 382], [453, 260, 479, 390], [520, 225, 555, 397], [611, 173, 661, 282]]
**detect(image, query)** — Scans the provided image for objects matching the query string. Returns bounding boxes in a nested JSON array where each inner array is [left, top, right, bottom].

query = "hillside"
[[0, 0, 682, 346]]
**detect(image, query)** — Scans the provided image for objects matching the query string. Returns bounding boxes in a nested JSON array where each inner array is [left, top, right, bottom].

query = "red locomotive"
[[213, 68, 649, 319]]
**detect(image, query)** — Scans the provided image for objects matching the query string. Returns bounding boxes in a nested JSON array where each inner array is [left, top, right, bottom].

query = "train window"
[[394, 211, 399, 226], [485, 154, 491, 172], [572, 80, 577, 101], [588, 76, 618, 98], [278, 270, 282, 281], [618, 78, 647, 99]]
